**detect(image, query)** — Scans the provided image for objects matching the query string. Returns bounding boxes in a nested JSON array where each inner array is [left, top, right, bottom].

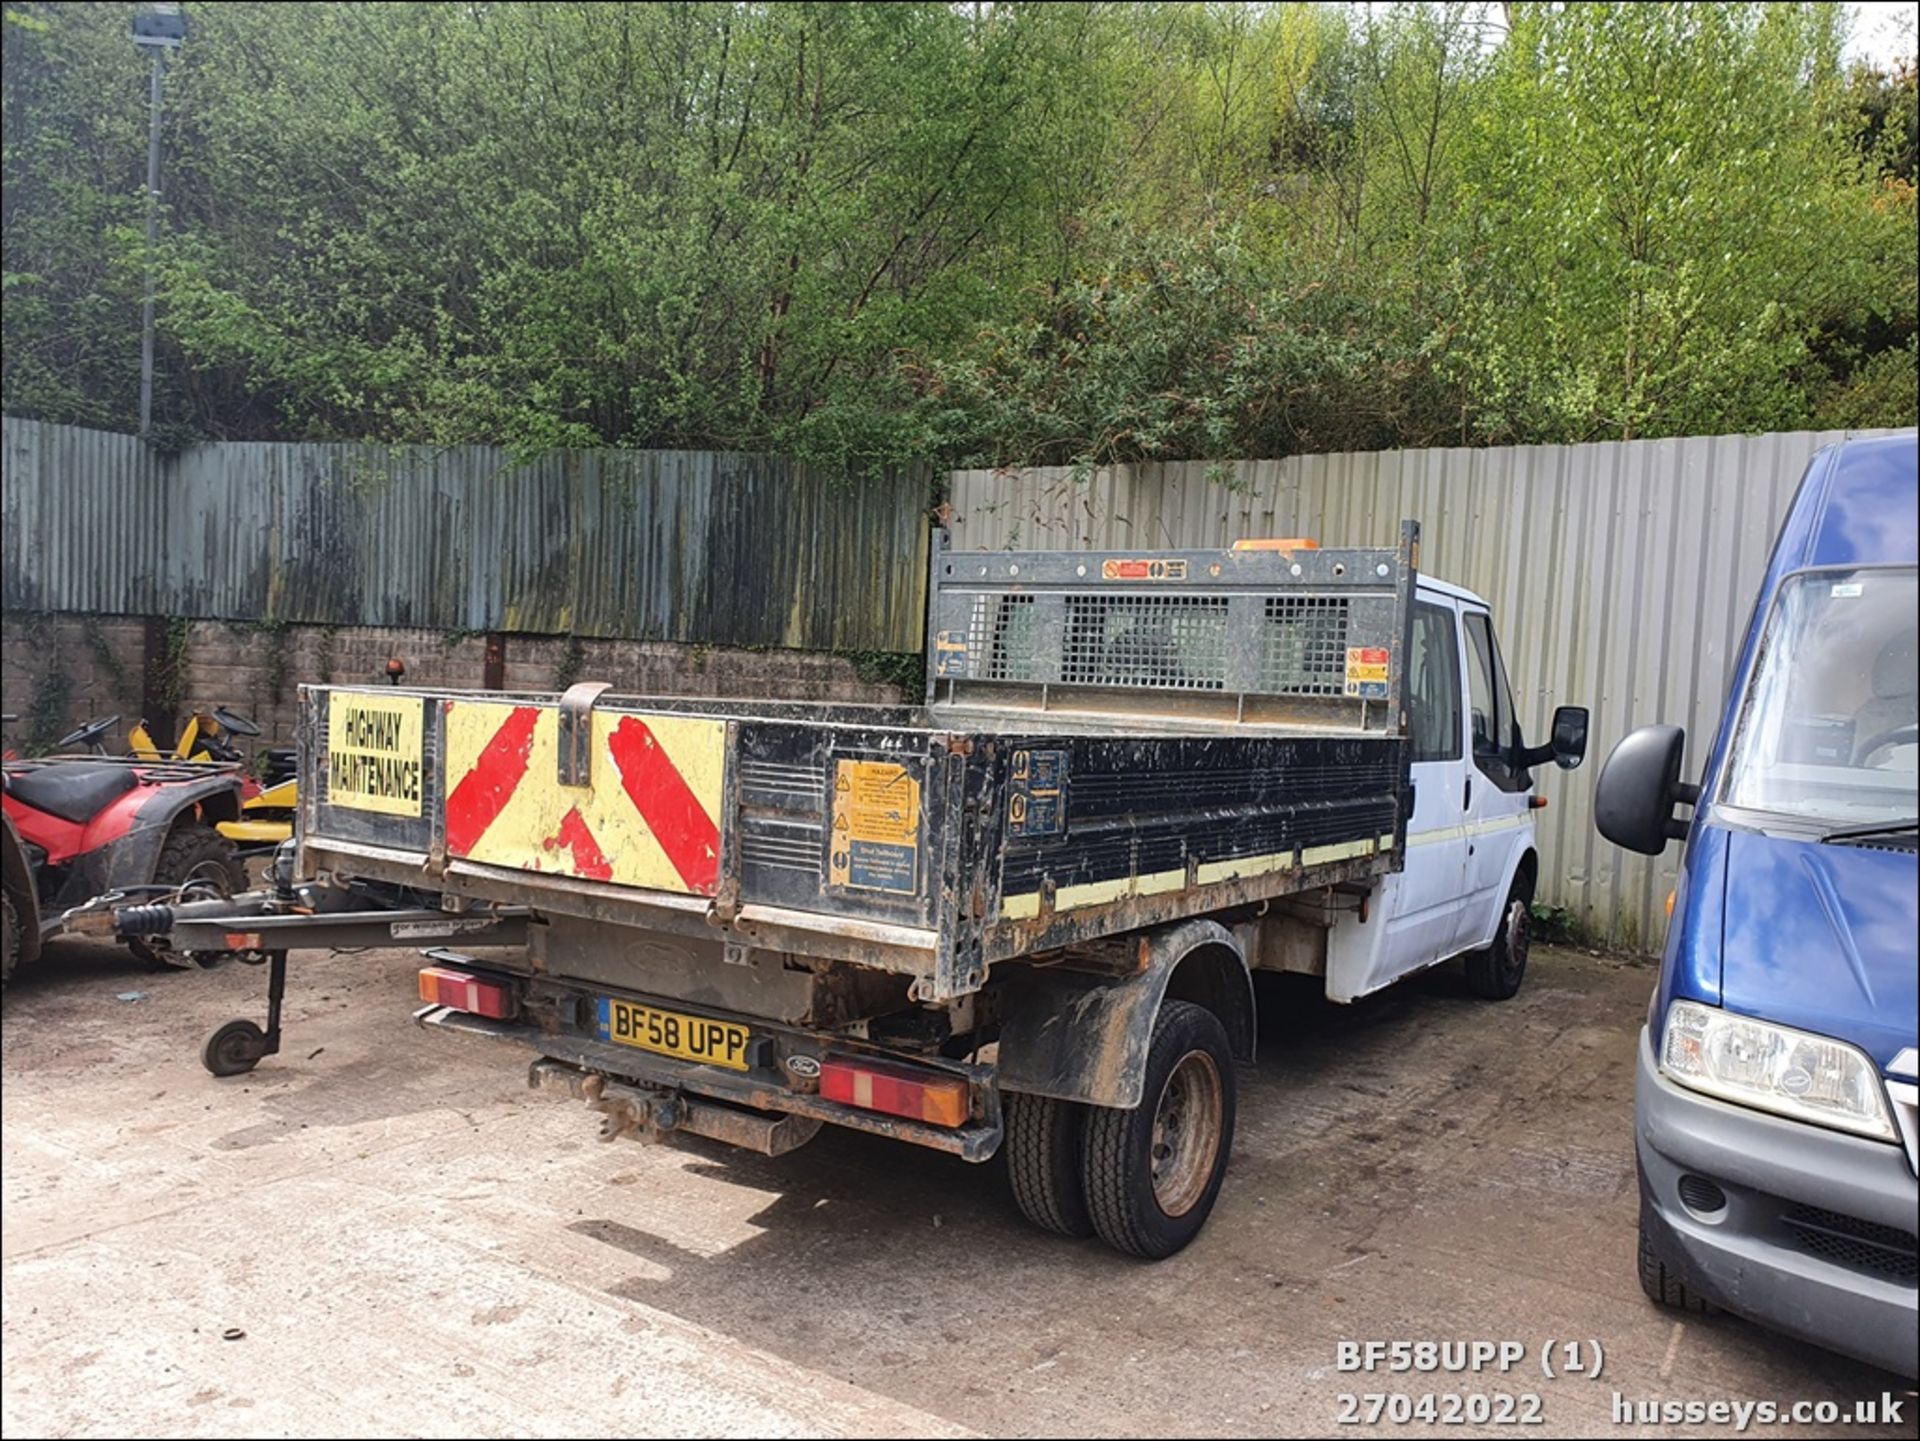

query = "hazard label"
[[934, 629, 970, 677], [327, 692, 423, 816], [1345, 646, 1391, 700], [1008, 747, 1067, 837], [828, 759, 921, 895], [1101, 558, 1188, 581]]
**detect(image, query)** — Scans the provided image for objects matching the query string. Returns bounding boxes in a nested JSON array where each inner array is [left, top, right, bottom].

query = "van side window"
[[1407, 601, 1462, 763], [1464, 611, 1527, 790]]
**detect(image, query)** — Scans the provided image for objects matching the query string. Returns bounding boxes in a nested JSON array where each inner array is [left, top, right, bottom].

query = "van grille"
[[1781, 1205, 1918, 1283]]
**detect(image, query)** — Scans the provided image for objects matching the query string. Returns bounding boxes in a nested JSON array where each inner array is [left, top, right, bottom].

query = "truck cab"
[[1596, 432, 1918, 1377], [1331, 576, 1582, 1004]]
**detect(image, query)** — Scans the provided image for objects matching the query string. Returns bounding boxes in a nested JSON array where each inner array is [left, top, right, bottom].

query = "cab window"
[[1464, 610, 1526, 790], [1407, 601, 1462, 764]]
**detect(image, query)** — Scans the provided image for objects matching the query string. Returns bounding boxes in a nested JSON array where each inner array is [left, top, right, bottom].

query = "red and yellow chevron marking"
[[442, 699, 725, 895]]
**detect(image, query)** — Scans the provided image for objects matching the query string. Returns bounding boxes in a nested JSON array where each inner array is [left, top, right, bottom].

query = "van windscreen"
[[1721, 567, 1918, 827]]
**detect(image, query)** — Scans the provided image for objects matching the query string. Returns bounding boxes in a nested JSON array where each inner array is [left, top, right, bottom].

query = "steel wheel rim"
[[1504, 898, 1530, 976], [1149, 1049, 1224, 1217]]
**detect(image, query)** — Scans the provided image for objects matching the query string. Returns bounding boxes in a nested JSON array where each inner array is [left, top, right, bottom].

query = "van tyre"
[[1082, 1000, 1236, 1259], [127, 823, 247, 965], [1005, 1091, 1094, 1238], [1465, 875, 1532, 1000], [1637, 1209, 1712, 1313]]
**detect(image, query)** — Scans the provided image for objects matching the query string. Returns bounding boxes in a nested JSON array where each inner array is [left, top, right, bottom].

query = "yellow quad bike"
[[129, 708, 295, 851]]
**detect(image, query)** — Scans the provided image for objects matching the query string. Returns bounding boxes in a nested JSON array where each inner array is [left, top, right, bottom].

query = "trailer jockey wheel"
[[202, 1020, 268, 1076], [201, 949, 288, 1076]]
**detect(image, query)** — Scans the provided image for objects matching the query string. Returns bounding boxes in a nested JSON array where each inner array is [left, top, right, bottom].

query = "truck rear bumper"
[[417, 1003, 1005, 1162]]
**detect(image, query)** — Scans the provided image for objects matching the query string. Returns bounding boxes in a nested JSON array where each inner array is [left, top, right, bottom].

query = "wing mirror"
[[1519, 705, 1589, 771], [1595, 724, 1700, 855]]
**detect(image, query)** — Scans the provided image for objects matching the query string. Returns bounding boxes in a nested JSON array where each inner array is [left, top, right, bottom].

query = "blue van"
[[1595, 432, 1917, 1378]]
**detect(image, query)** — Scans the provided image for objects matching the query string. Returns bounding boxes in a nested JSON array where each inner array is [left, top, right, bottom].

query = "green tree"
[[3, 2, 1913, 464]]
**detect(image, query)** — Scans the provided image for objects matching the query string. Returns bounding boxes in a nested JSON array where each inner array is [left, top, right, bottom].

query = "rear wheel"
[[1081, 1000, 1236, 1259], [127, 823, 247, 965], [1465, 873, 1533, 1000], [2, 890, 19, 989], [1005, 1091, 1094, 1238]]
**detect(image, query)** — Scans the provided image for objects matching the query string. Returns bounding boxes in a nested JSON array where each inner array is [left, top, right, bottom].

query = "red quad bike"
[[1, 713, 247, 983]]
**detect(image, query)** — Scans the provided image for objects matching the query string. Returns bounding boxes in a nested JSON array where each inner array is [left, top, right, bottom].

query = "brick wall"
[[0, 613, 148, 750], [1, 614, 905, 755]]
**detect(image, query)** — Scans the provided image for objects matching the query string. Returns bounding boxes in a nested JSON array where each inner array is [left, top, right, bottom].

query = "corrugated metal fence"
[[0, 418, 930, 652], [949, 430, 1906, 948], [8, 414, 1906, 944]]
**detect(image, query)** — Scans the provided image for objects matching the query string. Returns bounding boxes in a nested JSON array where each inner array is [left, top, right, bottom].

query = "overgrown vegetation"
[[552, 634, 588, 691], [2, 3, 1913, 472], [81, 615, 130, 695], [841, 649, 925, 697], [227, 617, 292, 701], [18, 612, 72, 754], [152, 616, 191, 717]]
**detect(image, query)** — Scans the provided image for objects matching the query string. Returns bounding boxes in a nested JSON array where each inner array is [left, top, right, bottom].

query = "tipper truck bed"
[[126, 520, 1590, 1257]]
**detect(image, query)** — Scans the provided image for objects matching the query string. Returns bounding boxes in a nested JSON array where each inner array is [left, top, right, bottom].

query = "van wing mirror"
[[1594, 724, 1699, 855], [1518, 705, 1589, 770]]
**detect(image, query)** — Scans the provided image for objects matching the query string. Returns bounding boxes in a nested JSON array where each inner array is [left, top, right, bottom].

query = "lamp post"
[[131, 3, 186, 438]]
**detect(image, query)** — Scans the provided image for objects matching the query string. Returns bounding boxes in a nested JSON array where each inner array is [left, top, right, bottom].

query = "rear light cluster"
[[418, 965, 518, 1020], [820, 1055, 969, 1128]]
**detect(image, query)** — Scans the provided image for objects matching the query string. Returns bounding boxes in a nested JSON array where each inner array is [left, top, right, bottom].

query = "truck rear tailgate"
[[297, 527, 1419, 1001]]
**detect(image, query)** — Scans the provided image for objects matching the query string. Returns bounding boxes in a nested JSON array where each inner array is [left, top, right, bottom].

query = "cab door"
[[1330, 593, 1472, 999], [1455, 607, 1534, 949]]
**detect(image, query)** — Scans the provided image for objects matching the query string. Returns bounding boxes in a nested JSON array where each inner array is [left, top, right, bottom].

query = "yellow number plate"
[[597, 998, 751, 1071]]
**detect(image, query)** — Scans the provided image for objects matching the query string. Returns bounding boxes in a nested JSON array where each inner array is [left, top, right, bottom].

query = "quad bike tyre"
[[127, 823, 248, 966], [2, 890, 18, 989]]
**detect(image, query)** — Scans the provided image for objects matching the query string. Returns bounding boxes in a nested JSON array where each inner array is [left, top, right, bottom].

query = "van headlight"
[[1662, 1001, 1895, 1141]]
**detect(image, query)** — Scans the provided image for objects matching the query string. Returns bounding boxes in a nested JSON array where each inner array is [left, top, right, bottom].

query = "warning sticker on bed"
[[934, 629, 970, 677], [327, 692, 424, 816], [1008, 747, 1067, 837], [1344, 646, 1390, 700], [1102, 558, 1188, 581], [829, 759, 921, 894]]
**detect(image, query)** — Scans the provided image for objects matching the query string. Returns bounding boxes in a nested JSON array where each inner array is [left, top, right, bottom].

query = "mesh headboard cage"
[[926, 523, 1420, 732]]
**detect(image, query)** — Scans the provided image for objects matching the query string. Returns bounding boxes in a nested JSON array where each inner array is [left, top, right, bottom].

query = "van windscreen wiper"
[[1818, 817, 1920, 844]]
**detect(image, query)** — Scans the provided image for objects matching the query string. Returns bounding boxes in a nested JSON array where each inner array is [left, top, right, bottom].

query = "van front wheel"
[[1465, 877, 1532, 1000], [1637, 1208, 1712, 1312]]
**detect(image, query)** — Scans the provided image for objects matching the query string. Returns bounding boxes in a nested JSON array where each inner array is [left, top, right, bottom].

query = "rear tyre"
[[2, 890, 19, 989], [1637, 1207, 1712, 1312], [128, 823, 247, 966], [203, 1019, 267, 1077], [1082, 1000, 1236, 1260], [1465, 874, 1532, 1000], [1005, 1091, 1094, 1238]]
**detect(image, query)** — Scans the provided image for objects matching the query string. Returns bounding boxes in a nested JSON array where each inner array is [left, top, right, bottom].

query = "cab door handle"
[[1463, 776, 1472, 810]]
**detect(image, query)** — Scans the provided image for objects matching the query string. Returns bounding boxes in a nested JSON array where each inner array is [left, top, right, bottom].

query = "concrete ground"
[[2, 939, 1911, 1439]]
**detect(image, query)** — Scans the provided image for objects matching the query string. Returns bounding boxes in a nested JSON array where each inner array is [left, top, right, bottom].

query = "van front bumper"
[[1635, 1028, 1918, 1378]]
